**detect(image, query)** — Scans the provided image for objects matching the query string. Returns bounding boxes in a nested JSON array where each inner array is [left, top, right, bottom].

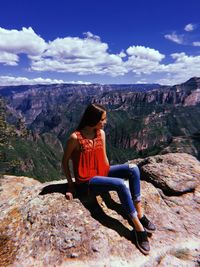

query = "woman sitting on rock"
[[62, 103, 156, 255]]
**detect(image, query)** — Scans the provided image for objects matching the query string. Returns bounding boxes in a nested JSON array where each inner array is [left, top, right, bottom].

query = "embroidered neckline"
[[79, 129, 98, 141], [75, 129, 102, 152]]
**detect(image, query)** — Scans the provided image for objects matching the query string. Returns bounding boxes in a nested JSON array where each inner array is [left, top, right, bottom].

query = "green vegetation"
[[1, 80, 200, 181], [0, 98, 63, 182]]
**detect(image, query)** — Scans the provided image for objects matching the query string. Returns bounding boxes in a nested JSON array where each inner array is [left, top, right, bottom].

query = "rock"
[[132, 153, 200, 195], [0, 153, 200, 267]]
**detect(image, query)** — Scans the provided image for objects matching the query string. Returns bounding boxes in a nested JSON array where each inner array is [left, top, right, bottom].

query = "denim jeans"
[[88, 163, 141, 219]]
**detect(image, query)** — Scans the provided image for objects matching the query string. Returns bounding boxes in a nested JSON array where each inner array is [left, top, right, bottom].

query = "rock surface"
[[0, 153, 200, 267]]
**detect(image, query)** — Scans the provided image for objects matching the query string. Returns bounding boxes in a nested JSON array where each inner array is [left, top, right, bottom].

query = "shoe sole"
[[134, 231, 150, 255], [144, 227, 156, 234]]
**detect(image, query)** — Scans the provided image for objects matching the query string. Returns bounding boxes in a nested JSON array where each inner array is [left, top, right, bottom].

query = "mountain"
[[0, 83, 161, 125], [0, 78, 200, 179], [0, 98, 63, 181], [97, 77, 200, 162]]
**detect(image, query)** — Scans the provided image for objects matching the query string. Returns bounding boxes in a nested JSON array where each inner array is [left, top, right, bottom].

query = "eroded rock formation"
[[0, 153, 200, 266]]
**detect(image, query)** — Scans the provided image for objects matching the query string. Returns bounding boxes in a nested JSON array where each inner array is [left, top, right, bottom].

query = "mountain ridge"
[[1, 77, 200, 179]]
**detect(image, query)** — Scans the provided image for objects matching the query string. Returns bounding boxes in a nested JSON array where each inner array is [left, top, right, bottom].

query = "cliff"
[[0, 77, 200, 175], [1, 77, 200, 170], [0, 98, 64, 180], [0, 153, 200, 267]]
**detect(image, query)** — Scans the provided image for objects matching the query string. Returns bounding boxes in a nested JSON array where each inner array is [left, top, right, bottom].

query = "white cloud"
[[184, 23, 195, 32], [154, 52, 200, 85], [0, 27, 46, 55], [126, 45, 165, 61], [123, 49, 200, 85], [164, 32, 184, 44], [0, 27, 199, 86], [83, 31, 101, 41], [125, 45, 165, 74], [0, 27, 47, 65], [30, 35, 127, 76], [193, 41, 200, 47], [0, 51, 19, 66], [0, 75, 91, 86], [0, 27, 126, 76], [66, 80, 91, 85], [136, 80, 148, 84], [118, 51, 126, 58]]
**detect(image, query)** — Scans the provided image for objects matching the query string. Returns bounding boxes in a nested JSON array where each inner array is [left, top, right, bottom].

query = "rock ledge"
[[0, 153, 200, 267]]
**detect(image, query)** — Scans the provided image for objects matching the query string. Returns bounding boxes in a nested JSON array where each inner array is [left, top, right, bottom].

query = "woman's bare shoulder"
[[70, 132, 78, 140], [100, 129, 106, 140], [67, 132, 78, 145], [100, 129, 105, 136]]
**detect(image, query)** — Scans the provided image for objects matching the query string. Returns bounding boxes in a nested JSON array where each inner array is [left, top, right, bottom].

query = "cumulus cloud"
[[126, 45, 165, 61], [167, 52, 200, 72], [164, 32, 184, 44], [184, 23, 195, 32], [117, 50, 126, 58], [0, 27, 47, 66], [124, 49, 200, 85], [0, 27, 46, 56], [154, 52, 200, 85], [0, 76, 91, 86], [0, 51, 19, 66], [125, 45, 165, 74], [0, 27, 126, 76], [0, 27, 200, 86], [30, 35, 127, 76]]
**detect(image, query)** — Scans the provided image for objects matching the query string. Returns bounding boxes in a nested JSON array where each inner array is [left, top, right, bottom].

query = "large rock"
[[132, 153, 200, 195], [0, 153, 200, 267]]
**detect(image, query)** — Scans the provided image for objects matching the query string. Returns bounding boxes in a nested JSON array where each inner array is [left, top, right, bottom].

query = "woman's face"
[[95, 111, 107, 129]]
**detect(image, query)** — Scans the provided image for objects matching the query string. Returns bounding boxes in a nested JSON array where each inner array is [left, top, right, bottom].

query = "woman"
[[62, 103, 156, 255]]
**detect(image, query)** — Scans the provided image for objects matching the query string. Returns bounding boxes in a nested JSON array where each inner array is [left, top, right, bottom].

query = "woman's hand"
[[65, 184, 75, 200], [62, 133, 78, 201], [65, 192, 73, 200]]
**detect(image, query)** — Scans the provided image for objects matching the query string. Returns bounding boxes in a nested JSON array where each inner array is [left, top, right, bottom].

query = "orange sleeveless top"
[[71, 129, 110, 183]]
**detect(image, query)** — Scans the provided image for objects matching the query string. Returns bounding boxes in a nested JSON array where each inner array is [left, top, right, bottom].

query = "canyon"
[[0, 77, 200, 179]]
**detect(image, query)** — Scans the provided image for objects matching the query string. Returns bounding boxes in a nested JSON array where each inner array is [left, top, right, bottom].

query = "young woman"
[[62, 103, 156, 255]]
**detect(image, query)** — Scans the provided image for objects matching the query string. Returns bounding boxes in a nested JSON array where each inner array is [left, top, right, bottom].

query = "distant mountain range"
[[1, 77, 200, 180]]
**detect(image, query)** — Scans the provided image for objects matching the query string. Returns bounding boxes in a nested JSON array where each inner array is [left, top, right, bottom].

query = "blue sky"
[[0, 0, 200, 86]]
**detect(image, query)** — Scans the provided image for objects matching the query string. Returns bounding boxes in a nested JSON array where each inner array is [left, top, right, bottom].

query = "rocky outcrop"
[[0, 153, 200, 267], [96, 77, 200, 108], [132, 153, 200, 195]]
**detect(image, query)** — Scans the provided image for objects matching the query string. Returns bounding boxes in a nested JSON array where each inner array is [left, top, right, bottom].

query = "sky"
[[0, 0, 200, 86]]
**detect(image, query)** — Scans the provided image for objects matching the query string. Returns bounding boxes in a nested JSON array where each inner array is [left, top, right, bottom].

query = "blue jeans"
[[89, 164, 141, 219]]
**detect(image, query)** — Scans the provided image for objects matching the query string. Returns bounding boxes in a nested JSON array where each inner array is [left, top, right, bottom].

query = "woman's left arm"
[[100, 129, 109, 165]]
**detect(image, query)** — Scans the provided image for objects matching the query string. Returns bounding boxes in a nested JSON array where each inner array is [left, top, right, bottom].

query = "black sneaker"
[[139, 215, 156, 233], [134, 230, 150, 255]]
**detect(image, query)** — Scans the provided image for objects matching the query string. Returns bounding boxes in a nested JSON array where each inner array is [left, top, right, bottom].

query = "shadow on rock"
[[80, 192, 135, 243], [39, 182, 68, 195], [39, 182, 136, 245]]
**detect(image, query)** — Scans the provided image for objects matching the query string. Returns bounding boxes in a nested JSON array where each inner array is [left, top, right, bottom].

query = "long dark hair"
[[77, 103, 106, 130]]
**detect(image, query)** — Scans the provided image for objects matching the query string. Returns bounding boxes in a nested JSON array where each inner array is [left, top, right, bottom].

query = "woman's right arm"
[[62, 133, 78, 197]]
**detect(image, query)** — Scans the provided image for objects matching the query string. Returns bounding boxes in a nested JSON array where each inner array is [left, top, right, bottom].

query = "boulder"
[[131, 153, 200, 195]]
